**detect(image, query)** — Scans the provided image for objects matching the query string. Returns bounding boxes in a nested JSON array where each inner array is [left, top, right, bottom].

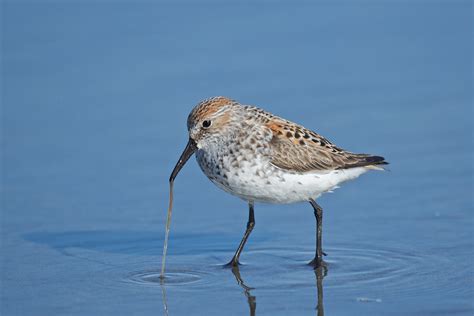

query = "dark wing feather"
[[265, 119, 387, 173]]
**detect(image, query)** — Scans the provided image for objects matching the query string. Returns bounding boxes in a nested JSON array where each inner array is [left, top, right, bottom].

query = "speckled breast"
[[194, 136, 277, 200]]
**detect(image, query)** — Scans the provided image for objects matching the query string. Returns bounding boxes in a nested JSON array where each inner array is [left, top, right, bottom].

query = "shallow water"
[[2, 1, 473, 315]]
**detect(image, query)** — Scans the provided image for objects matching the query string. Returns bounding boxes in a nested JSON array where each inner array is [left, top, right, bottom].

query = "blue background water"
[[2, 1, 473, 315]]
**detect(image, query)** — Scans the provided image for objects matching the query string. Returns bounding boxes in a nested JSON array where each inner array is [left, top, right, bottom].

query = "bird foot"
[[308, 257, 327, 269], [224, 259, 241, 268]]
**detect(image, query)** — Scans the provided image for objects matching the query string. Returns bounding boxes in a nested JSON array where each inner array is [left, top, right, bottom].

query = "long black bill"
[[161, 137, 198, 279], [169, 138, 197, 183]]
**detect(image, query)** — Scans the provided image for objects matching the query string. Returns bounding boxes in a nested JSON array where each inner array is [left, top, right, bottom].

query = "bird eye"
[[202, 120, 211, 128]]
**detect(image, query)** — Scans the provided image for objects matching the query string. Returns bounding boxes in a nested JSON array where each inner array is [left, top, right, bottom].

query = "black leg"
[[308, 199, 326, 268], [226, 201, 255, 267]]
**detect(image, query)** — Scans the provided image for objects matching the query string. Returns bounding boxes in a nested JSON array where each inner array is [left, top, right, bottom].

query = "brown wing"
[[265, 119, 387, 173]]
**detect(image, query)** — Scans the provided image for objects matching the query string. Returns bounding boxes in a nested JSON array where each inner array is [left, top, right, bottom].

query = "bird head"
[[170, 96, 237, 183]]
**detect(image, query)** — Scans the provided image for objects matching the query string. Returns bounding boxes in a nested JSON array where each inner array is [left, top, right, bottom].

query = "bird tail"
[[360, 155, 389, 170], [338, 155, 389, 170]]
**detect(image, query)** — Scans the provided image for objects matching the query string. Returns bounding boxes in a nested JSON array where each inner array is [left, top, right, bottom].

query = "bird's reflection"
[[229, 264, 327, 316], [314, 265, 328, 316], [230, 265, 256, 316], [160, 263, 326, 316]]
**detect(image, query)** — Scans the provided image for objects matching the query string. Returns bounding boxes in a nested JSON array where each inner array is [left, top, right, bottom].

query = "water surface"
[[2, 1, 473, 315]]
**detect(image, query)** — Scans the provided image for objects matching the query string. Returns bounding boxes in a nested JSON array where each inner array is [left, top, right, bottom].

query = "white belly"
[[258, 167, 369, 203], [197, 151, 369, 204]]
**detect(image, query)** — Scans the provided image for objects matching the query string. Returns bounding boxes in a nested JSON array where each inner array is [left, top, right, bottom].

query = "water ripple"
[[242, 244, 461, 299], [126, 269, 203, 286], [87, 242, 467, 303]]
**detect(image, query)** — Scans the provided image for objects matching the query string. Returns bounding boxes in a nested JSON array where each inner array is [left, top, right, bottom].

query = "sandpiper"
[[169, 96, 387, 268]]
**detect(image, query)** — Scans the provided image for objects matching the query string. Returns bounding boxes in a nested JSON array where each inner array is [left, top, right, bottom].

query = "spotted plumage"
[[169, 96, 388, 267], [185, 96, 387, 204]]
